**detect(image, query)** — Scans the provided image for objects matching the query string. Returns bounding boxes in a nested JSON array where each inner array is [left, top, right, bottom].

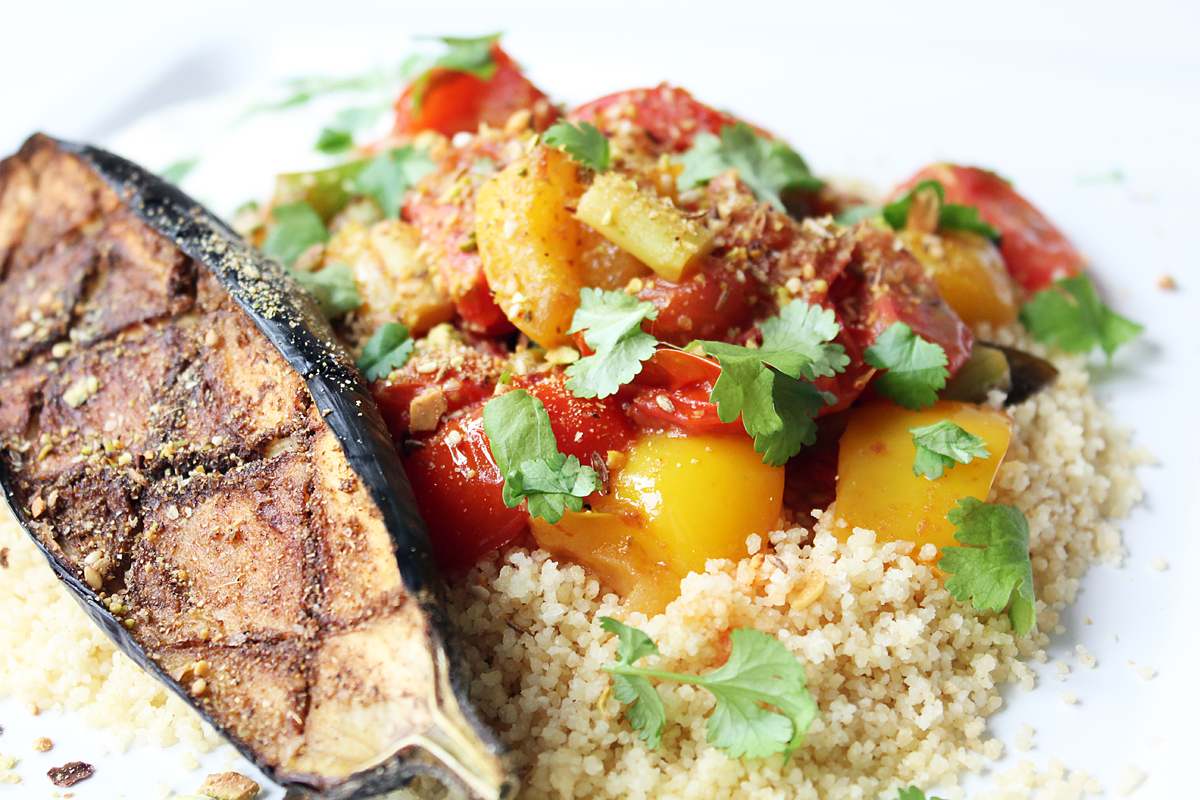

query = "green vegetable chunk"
[[565, 288, 659, 399], [1019, 274, 1143, 359], [695, 301, 846, 465], [863, 322, 949, 411], [315, 128, 355, 155], [939, 497, 1037, 636], [600, 617, 819, 761], [353, 146, 436, 218], [355, 322, 414, 382], [883, 179, 1001, 241], [291, 263, 362, 319], [483, 389, 603, 524], [677, 122, 822, 212], [909, 420, 990, 481], [543, 121, 611, 172], [262, 200, 330, 268]]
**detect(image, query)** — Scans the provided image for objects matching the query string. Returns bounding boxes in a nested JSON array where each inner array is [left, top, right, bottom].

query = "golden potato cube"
[[324, 220, 454, 345], [575, 172, 714, 282], [475, 146, 587, 348]]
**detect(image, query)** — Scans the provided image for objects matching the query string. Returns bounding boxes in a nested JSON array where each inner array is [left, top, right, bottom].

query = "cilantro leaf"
[[600, 618, 818, 761], [543, 121, 611, 171], [410, 33, 502, 111], [483, 389, 603, 523], [695, 301, 846, 465], [939, 497, 1037, 636], [884, 180, 1000, 241], [678, 122, 823, 212], [909, 420, 990, 481], [291, 263, 362, 318], [315, 128, 355, 155], [863, 322, 949, 411], [898, 788, 945, 800], [355, 322, 414, 382], [263, 201, 330, 268], [754, 372, 827, 467], [352, 146, 435, 218], [1019, 274, 1143, 359], [160, 157, 198, 185], [565, 288, 659, 399], [600, 617, 666, 749]]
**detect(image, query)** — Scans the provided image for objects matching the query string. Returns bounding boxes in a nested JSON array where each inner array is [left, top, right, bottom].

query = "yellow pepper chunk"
[[575, 172, 714, 282], [835, 400, 1012, 564], [611, 432, 783, 578], [900, 230, 1019, 327], [529, 510, 680, 614]]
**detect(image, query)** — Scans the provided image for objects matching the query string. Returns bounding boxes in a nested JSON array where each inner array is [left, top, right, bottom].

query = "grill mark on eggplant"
[[0, 135, 514, 800]]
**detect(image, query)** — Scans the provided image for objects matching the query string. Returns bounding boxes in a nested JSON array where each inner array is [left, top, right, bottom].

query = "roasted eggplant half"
[[0, 134, 515, 800]]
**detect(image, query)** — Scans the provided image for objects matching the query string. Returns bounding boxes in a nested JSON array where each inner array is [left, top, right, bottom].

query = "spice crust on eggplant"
[[0, 134, 514, 800]]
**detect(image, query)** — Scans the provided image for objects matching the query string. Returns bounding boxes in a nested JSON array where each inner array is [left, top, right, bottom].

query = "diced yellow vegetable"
[[835, 400, 1012, 564], [475, 146, 587, 348], [611, 432, 783, 578], [575, 172, 715, 282], [900, 230, 1018, 327], [324, 219, 453, 344], [577, 227, 652, 291], [529, 510, 680, 614]]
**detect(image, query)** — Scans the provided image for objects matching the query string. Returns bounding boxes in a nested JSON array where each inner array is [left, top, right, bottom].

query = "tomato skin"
[[569, 85, 748, 153], [404, 411, 528, 571], [636, 256, 762, 346], [373, 373, 493, 443], [516, 371, 634, 461], [622, 350, 743, 436], [897, 164, 1084, 292], [393, 45, 555, 138]]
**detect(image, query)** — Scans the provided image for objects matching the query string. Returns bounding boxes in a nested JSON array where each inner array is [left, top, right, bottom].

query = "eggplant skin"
[[0, 135, 514, 800]]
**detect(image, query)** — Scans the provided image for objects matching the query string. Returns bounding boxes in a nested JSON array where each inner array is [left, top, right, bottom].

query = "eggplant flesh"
[[0, 135, 514, 800]]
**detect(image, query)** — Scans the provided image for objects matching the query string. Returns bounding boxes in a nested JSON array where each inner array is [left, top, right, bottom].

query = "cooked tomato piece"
[[393, 44, 556, 138], [404, 410, 528, 570], [896, 164, 1085, 292], [636, 256, 764, 346], [622, 350, 742, 436], [830, 224, 974, 377], [516, 371, 634, 462], [373, 371, 495, 442], [402, 138, 515, 335], [569, 85, 748, 153]]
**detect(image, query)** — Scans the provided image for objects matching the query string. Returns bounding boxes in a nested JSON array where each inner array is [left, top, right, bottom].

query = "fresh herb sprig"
[[353, 146, 436, 218], [483, 389, 603, 523], [291, 263, 362, 319], [678, 122, 822, 212], [909, 421, 989, 480], [863, 322, 950, 411], [694, 301, 847, 466], [543, 121, 611, 172], [263, 201, 329, 268], [565, 289, 658, 398], [601, 617, 818, 760], [409, 33, 503, 111], [884, 180, 1000, 241], [939, 497, 1037, 636], [356, 322, 414, 382], [1019, 274, 1143, 360]]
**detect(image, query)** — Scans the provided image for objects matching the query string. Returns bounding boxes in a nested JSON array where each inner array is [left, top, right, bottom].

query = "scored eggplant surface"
[[0, 135, 514, 800]]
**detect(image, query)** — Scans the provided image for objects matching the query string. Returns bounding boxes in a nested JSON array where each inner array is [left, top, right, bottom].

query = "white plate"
[[2, 7, 1199, 799]]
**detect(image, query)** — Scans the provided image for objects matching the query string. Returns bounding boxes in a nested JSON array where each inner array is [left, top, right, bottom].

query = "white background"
[[1, 1, 1199, 798]]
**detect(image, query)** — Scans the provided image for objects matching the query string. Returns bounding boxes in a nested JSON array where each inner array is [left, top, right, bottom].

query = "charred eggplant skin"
[[0, 136, 514, 800], [58, 140, 441, 594]]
